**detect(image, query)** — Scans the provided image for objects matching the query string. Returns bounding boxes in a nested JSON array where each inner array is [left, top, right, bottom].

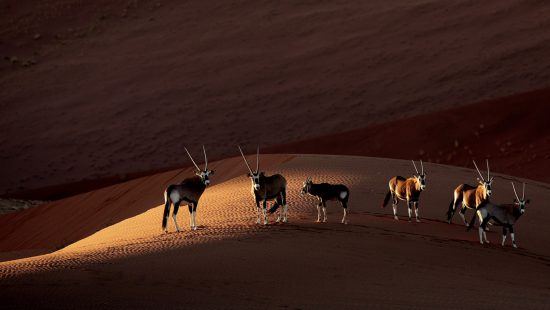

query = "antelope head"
[[185, 145, 214, 186], [301, 176, 313, 194], [511, 182, 530, 214], [412, 160, 427, 191], [238, 145, 263, 191], [473, 159, 494, 198]]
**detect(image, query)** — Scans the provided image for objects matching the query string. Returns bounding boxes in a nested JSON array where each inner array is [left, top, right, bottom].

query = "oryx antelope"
[[301, 177, 350, 224], [382, 160, 427, 222], [447, 160, 493, 226], [162, 146, 214, 232], [468, 182, 530, 248], [238, 145, 288, 225]]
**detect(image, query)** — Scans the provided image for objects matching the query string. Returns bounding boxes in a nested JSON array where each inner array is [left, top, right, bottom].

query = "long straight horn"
[[256, 145, 259, 173], [511, 182, 520, 201], [472, 160, 485, 181], [202, 145, 208, 170], [522, 182, 526, 200], [486, 159, 490, 180], [420, 160, 424, 175], [184, 147, 201, 171], [238, 145, 254, 174], [412, 160, 419, 174]]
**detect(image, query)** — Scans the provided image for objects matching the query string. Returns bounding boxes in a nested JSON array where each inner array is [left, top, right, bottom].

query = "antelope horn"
[[486, 159, 490, 180], [184, 147, 201, 171], [472, 160, 485, 181], [522, 182, 526, 200], [412, 160, 419, 174], [511, 182, 520, 201], [256, 145, 260, 173], [202, 145, 208, 170], [238, 145, 254, 174], [420, 160, 424, 175]]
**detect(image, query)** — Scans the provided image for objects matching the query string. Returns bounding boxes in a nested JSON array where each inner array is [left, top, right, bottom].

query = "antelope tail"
[[162, 190, 171, 230], [446, 199, 455, 221], [382, 190, 392, 208]]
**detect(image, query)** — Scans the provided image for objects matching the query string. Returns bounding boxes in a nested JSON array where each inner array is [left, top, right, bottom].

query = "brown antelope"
[[382, 160, 426, 222], [301, 177, 350, 224], [468, 182, 530, 248], [447, 160, 493, 226], [238, 146, 288, 225], [162, 146, 214, 232]]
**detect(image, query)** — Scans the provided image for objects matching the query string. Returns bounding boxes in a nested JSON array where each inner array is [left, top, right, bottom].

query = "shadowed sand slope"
[[3, 0, 550, 197], [1, 155, 549, 308], [269, 88, 550, 183]]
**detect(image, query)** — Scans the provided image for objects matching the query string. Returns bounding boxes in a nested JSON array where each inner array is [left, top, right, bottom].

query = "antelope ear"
[[209, 170, 215, 175], [513, 198, 518, 203], [247, 173, 252, 177], [525, 199, 531, 204], [260, 172, 265, 177]]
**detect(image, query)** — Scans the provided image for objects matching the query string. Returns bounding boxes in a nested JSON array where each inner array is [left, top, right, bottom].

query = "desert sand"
[[1, 155, 549, 308], [3, 0, 550, 198]]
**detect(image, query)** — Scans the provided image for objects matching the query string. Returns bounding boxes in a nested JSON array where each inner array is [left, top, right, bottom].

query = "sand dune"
[[3, 0, 550, 197], [269, 88, 550, 183], [1, 155, 549, 308]]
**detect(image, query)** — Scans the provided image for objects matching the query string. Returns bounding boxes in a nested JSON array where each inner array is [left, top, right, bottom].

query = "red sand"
[[1, 155, 549, 308], [3, 0, 550, 197], [269, 88, 550, 183]]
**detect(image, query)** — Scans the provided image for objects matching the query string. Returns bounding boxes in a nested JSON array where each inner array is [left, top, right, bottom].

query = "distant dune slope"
[[269, 88, 550, 183], [1, 155, 550, 308], [2, 0, 550, 196]]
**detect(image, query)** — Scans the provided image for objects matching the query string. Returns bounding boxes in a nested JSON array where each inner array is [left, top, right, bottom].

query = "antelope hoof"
[[416, 219, 421, 223], [394, 216, 399, 221], [316, 219, 321, 223], [513, 243, 518, 248], [263, 220, 268, 225], [283, 217, 288, 223], [322, 219, 327, 223], [276, 217, 281, 223], [485, 240, 490, 244], [480, 240, 484, 245]]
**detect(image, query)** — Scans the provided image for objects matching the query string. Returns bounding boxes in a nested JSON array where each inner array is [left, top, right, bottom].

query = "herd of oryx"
[[162, 146, 530, 248]]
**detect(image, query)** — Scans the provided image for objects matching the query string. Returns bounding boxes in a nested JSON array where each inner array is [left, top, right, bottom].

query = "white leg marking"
[[172, 213, 181, 232], [341, 208, 347, 224], [502, 233, 507, 246], [511, 232, 517, 248], [478, 227, 484, 244], [407, 205, 412, 221], [283, 204, 288, 223], [316, 205, 321, 222], [192, 211, 197, 230], [322, 207, 327, 222], [483, 230, 489, 243], [414, 204, 420, 222], [459, 212, 467, 226], [263, 206, 268, 225], [392, 204, 398, 221]]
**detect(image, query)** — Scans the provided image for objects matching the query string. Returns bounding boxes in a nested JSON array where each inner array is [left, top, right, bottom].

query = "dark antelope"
[[447, 160, 493, 226], [238, 146, 288, 225], [468, 182, 529, 247], [382, 160, 427, 222], [162, 146, 214, 232], [301, 177, 350, 224]]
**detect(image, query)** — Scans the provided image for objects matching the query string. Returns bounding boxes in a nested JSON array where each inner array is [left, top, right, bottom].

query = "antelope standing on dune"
[[382, 160, 427, 222], [468, 182, 529, 247], [301, 177, 350, 224], [447, 160, 493, 226], [238, 145, 288, 225], [162, 146, 214, 232]]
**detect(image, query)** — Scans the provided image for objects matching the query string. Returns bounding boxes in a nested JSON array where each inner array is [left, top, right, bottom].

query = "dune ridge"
[[1, 155, 550, 308]]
